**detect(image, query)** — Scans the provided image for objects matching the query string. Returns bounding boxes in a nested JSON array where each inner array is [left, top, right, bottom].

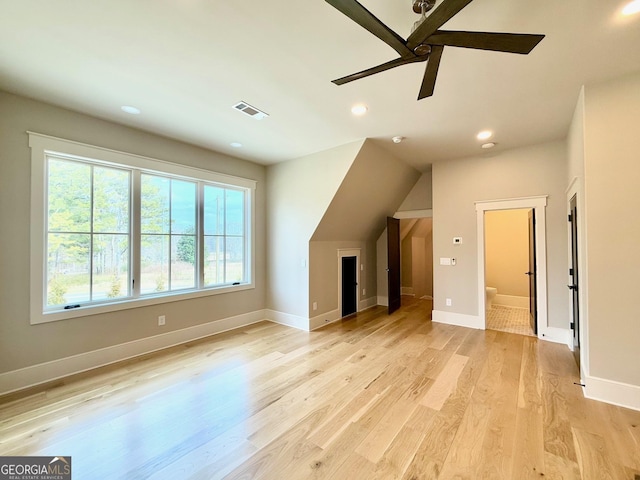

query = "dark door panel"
[[528, 209, 538, 335], [387, 217, 401, 315], [569, 195, 580, 370], [342, 256, 358, 317]]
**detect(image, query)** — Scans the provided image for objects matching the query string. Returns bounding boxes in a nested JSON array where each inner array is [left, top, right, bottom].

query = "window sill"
[[31, 283, 254, 325]]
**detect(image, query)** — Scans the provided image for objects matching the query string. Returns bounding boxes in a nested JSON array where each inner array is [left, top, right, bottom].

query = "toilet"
[[486, 287, 497, 310]]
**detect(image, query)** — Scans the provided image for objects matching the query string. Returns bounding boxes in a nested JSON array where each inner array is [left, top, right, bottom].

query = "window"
[[30, 133, 255, 323], [47, 159, 131, 307]]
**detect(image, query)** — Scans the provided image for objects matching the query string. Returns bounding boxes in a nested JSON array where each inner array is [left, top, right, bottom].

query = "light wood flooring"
[[1, 299, 639, 479]]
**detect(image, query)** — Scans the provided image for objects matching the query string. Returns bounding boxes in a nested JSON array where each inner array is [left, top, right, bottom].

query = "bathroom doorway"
[[476, 196, 549, 337], [484, 209, 535, 336]]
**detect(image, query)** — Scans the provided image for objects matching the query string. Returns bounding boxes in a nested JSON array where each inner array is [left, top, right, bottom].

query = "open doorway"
[[484, 209, 536, 336], [400, 217, 433, 303], [476, 196, 548, 337], [384, 212, 433, 315]]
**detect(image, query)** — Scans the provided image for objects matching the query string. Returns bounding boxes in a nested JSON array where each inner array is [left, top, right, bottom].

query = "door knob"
[[567, 284, 577, 290], [525, 271, 534, 276]]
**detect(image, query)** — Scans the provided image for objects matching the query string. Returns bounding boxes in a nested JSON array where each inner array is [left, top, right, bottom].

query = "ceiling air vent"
[[232, 101, 269, 120]]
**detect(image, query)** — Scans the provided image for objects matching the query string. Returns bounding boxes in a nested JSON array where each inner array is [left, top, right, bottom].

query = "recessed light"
[[477, 130, 493, 141], [623, 0, 640, 15], [481, 142, 496, 149], [121, 105, 141, 115], [230, 142, 243, 148], [351, 104, 368, 116], [392, 136, 405, 144]]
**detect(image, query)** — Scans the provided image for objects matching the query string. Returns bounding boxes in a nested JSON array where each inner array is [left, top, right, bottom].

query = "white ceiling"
[[0, 0, 638, 170]]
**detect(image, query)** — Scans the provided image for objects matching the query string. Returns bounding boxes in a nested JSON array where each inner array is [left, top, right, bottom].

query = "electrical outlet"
[[362, 288, 366, 296], [312, 302, 318, 311], [446, 298, 452, 307], [158, 315, 166, 326]]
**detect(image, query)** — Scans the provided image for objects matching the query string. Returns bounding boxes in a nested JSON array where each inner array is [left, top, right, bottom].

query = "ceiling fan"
[[325, 0, 544, 100]]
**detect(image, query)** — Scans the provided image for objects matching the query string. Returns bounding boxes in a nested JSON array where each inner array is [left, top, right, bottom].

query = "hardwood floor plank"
[[541, 371, 579, 463], [371, 425, 426, 479], [573, 427, 628, 479], [419, 353, 469, 410]]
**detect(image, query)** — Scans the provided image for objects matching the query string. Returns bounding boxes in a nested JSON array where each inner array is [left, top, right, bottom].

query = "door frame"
[[476, 196, 548, 337], [338, 249, 360, 318], [567, 177, 588, 380]]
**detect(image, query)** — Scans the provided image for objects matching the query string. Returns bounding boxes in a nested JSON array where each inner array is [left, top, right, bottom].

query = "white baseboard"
[[432, 310, 482, 329], [264, 309, 309, 331], [538, 326, 573, 348], [309, 308, 341, 331], [0, 309, 266, 396], [494, 294, 529, 308], [378, 296, 389, 307], [359, 296, 378, 311], [583, 375, 640, 411], [310, 297, 379, 331]]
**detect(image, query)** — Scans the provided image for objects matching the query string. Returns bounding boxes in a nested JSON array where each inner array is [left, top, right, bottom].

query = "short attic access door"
[[338, 249, 360, 318]]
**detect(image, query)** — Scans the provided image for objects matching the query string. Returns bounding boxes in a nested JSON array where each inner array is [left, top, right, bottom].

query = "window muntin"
[[30, 132, 255, 323]]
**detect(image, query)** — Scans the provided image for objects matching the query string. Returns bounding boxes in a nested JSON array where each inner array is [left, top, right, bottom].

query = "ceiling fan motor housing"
[[413, 0, 436, 14], [414, 44, 432, 56]]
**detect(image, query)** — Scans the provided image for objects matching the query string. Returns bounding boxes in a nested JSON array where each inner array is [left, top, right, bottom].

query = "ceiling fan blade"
[[428, 30, 544, 54], [326, 0, 414, 58], [407, 0, 474, 50], [418, 45, 444, 99], [333, 56, 427, 85]]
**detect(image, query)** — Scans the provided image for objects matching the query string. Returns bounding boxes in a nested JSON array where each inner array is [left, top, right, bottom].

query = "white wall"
[[432, 141, 569, 329]]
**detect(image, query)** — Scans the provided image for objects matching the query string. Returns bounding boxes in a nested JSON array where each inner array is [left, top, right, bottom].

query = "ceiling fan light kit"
[[325, 0, 545, 100]]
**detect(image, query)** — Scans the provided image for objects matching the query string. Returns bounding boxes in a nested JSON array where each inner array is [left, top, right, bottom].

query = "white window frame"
[[29, 132, 256, 324]]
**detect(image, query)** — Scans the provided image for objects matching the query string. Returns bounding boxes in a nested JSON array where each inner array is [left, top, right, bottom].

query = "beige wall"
[[432, 141, 569, 328], [401, 221, 414, 291], [0, 91, 267, 374], [400, 218, 433, 299], [398, 171, 432, 212], [582, 72, 640, 386], [266, 141, 361, 318], [485, 209, 530, 298], [377, 173, 433, 304], [568, 87, 585, 182], [309, 140, 419, 317], [311, 140, 420, 242], [309, 240, 376, 316]]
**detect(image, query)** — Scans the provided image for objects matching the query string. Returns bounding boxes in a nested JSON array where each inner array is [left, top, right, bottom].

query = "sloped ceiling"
[[0, 0, 638, 169], [311, 139, 420, 241]]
